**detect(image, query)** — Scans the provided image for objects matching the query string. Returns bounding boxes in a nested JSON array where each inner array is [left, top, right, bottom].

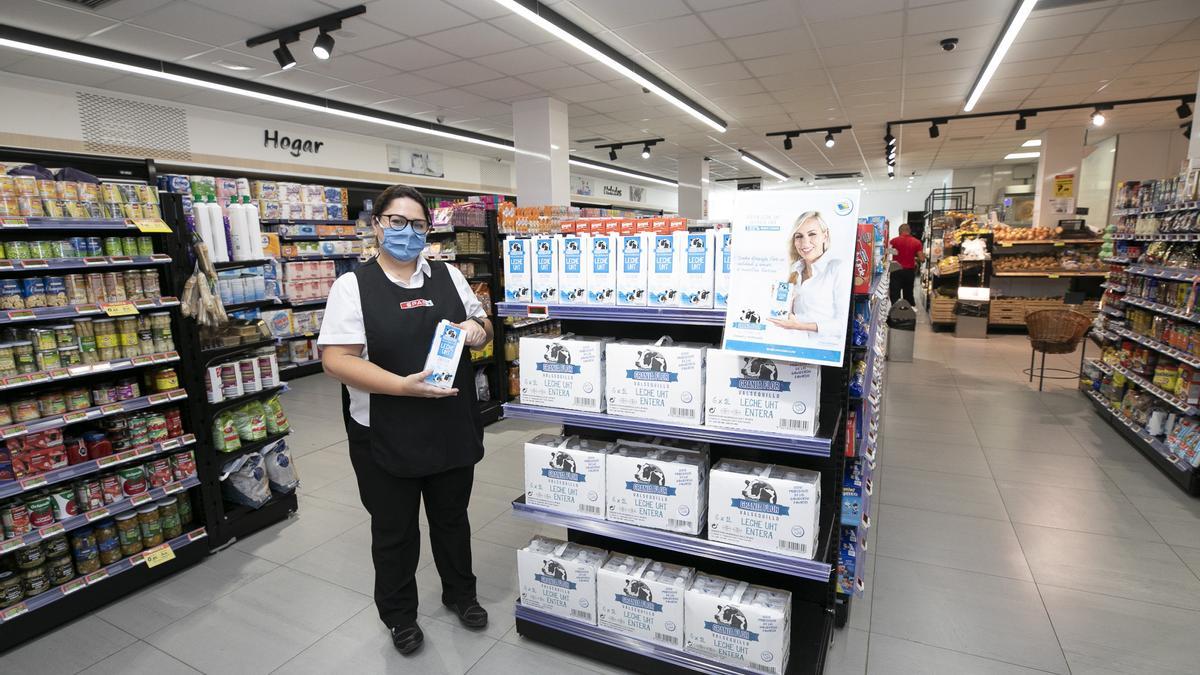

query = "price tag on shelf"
[[19, 260, 48, 269], [28, 373, 50, 384], [167, 389, 187, 401], [48, 368, 70, 380], [1, 425, 26, 439], [160, 438, 179, 450], [160, 296, 179, 305], [1048, 274, 1060, 279], [5, 309, 35, 321], [0, 603, 29, 622], [130, 492, 153, 506], [19, 475, 48, 490], [165, 481, 184, 494], [81, 257, 107, 266], [128, 552, 146, 566], [186, 528, 206, 541], [96, 455, 120, 467], [148, 392, 170, 405], [130, 356, 153, 366], [0, 261, 12, 270], [0, 538, 24, 554], [62, 411, 89, 424], [999, 242, 1012, 247], [144, 543, 176, 568], [1054, 241, 1065, 247], [61, 578, 87, 595], [526, 305, 548, 318], [86, 507, 110, 522], [38, 523, 64, 538], [100, 302, 139, 317], [100, 404, 123, 415], [133, 218, 172, 233], [84, 569, 109, 585], [107, 256, 133, 264], [1, 217, 29, 227]]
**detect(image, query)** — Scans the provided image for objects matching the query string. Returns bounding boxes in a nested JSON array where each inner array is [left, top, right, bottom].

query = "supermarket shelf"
[[0, 476, 200, 556], [512, 495, 832, 581], [1086, 390, 1198, 495], [0, 296, 180, 325], [1119, 295, 1200, 324], [0, 255, 171, 271], [1095, 359, 1197, 415], [1101, 257, 1131, 265], [0, 434, 197, 499], [1101, 305, 1125, 318], [1113, 232, 1200, 242], [213, 431, 291, 466], [201, 336, 276, 361], [1099, 282, 1127, 292], [502, 402, 832, 457], [224, 298, 276, 312], [0, 350, 180, 394], [506, 315, 557, 330], [277, 331, 318, 340], [467, 274, 493, 282], [1109, 326, 1200, 369], [0, 387, 187, 440], [277, 254, 359, 261], [222, 490, 298, 541], [276, 297, 327, 307], [479, 399, 502, 426], [207, 383, 288, 411], [994, 239, 1104, 246], [280, 359, 322, 380], [260, 219, 355, 225], [0, 216, 160, 230], [1126, 264, 1200, 282], [496, 302, 725, 325], [992, 271, 1107, 278], [1112, 204, 1199, 216], [276, 234, 360, 241], [213, 258, 271, 271]]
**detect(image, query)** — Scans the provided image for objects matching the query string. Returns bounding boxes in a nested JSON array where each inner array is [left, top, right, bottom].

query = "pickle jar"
[[93, 518, 122, 565], [114, 511, 142, 557], [137, 504, 162, 547], [93, 318, 118, 361]]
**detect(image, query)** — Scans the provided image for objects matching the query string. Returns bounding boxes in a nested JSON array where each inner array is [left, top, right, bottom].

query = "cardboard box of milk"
[[617, 233, 648, 306], [708, 459, 821, 559], [557, 234, 588, 304], [422, 320, 464, 388], [504, 238, 531, 303], [680, 230, 715, 308], [648, 232, 679, 306], [715, 230, 732, 309], [704, 349, 820, 436], [523, 434, 610, 518], [519, 334, 609, 412], [605, 442, 707, 534], [684, 574, 791, 674], [587, 233, 617, 304], [517, 536, 607, 624], [597, 554, 695, 649], [531, 235, 559, 303], [604, 338, 705, 424]]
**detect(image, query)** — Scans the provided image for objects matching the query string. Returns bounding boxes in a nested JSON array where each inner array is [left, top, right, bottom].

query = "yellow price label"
[[133, 218, 172, 234], [101, 302, 139, 317], [144, 543, 176, 568], [1054, 241, 1065, 247]]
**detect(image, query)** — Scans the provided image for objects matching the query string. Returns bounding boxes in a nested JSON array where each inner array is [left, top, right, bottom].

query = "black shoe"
[[444, 598, 489, 629], [390, 623, 424, 655]]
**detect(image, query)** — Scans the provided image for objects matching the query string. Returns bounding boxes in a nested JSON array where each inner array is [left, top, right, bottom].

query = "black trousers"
[[346, 417, 477, 629], [890, 267, 916, 305]]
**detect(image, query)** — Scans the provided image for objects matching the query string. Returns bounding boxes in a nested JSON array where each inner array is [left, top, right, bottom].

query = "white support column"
[[1032, 126, 1085, 229], [513, 97, 570, 206], [1189, 70, 1200, 169], [677, 154, 709, 220]]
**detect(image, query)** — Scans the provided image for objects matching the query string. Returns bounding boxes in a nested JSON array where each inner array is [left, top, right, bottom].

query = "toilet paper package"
[[517, 536, 607, 625], [703, 349, 820, 436], [680, 230, 715, 308], [648, 232, 679, 306], [597, 554, 695, 649], [684, 574, 791, 674], [715, 230, 732, 309], [523, 434, 610, 518], [557, 233, 588, 304], [604, 338, 706, 424], [504, 237, 531, 302], [708, 459, 821, 559], [519, 334, 609, 412], [586, 233, 617, 304], [617, 233, 649, 306], [605, 442, 707, 534], [532, 235, 559, 303], [422, 320, 464, 389]]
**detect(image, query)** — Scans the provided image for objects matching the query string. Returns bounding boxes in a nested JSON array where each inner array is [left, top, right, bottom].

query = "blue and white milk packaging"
[[531, 235, 559, 303], [648, 233, 679, 306], [597, 554, 695, 649], [557, 233, 588, 304], [680, 230, 715, 308], [586, 233, 617, 305], [517, 536, 607, 625], [605, 441, 707, 535], [503, 237, 531, 302], [519, 334, 609, 412], [422, 320, 464, 389], [708, 459, 821, 560], [617, 233, 649, 306], [715, 230, 732, 309], [523, 434, 610, 518], [703, 349, 820, 436], [684, 574, 791, 674], [604, 338, 706, 424]]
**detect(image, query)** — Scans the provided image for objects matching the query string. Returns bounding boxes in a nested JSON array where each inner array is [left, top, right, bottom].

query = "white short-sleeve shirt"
[[317, 258, 486, 427]]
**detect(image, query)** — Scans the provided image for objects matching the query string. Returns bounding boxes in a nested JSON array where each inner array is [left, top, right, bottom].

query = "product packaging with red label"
[[852, 223, 873, 294]]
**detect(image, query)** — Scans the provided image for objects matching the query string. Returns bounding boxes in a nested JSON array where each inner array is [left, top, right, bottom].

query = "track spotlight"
[[887, 148, 897, 161], [1015, 115, 1026, 131], [609, 148, 618, 161], [1183, 122, 1192, 140], [783, 136, 793, 150], [1091, 108, 1106, 127], [929, 122, 940, 139], [1178, 100, 1192, 119], [641, 144, 651, 159], [824, 131, 836, 148], [884, 132, 895, 147], [273, 41, 296, 70], [312, 31, 335, 59]]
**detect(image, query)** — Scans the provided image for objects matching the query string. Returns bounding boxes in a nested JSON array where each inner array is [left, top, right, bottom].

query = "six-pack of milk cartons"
[[684, 574, 791, 674], [518, 334, 611, 412], [605, 338, 706, 424], [523, 434, 611, 518], [704, 349, 821, 437], [605, 440, 708, 535], [597, 554, 694, 649], [517, 536, 608, 624], [708, 459, 821, 560]]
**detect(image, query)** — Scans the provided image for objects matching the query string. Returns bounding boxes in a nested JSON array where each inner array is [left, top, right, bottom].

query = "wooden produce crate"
[[989, 297, 1027, 325], [930, 293, 957, 324]]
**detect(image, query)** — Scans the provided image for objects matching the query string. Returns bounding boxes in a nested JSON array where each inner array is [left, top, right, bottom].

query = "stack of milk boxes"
[[503, 221, 729, 309]]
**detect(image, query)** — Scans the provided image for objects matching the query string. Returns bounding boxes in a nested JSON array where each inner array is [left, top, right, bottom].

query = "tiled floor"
[[7, 315, 1200, 674]]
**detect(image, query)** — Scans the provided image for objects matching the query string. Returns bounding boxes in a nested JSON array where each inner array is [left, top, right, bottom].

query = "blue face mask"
[[381, 226, 426, 262]]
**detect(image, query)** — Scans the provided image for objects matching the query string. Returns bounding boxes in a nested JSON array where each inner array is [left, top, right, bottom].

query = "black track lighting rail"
[[765, 125, 852, 139], [884, 94, 1194, 130], [245, 6, 366, 49], [593, 138, 665, 150]]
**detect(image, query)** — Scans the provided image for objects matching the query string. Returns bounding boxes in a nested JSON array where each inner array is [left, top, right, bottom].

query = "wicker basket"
[[1025, 309, 1091, 354]]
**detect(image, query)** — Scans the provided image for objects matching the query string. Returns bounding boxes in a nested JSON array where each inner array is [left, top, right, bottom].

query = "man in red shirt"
[[889, 224, 924, 305]]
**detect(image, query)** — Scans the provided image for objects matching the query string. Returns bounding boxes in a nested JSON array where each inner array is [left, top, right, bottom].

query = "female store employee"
[[318, 184, 492, 655]]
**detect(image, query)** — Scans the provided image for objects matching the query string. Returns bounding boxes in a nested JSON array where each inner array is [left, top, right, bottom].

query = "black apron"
[[355, 258, 484, 477]]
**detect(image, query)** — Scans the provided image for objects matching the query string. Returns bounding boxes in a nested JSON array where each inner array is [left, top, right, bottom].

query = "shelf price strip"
[[0, 388, 187, 440], [0, 350, 180, 393], [0, 434, 196, 499], [1119, 295, 1200, 324], [1086, 389, 1192, 473]]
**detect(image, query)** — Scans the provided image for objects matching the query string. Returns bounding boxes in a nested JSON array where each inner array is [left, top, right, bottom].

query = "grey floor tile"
[[414, 538, 519, 640], [996, 480, 1164, 542], [966, 405, 1066, 428], [874, 504, 1032, 580], [1016, 523, 1200, 611], [304, 473, 365, 510], [465, 479, 525, 533], [972, 422, 1088, 455], [877, 465, 1009, 521], [1, 617, 136, 675], [232, 494, 369, 564], [284, 521, 393, 597], [1174, 545, 1200, 578], [78, 641, 201, 675], [467, 640, 605, 675], [474, 444, 525, 490], [824, 627, 868, 675], [1040, 585, 1200, 675], [293, 446, 354, 493], [871, 556, 1068, 673], [880, 416, 980, 447], [274, 605, 496, 675], [982, 447, 1121, 493], [473, 510, 566, 549], [866, 633, 1051, 674], [882, 440, 993, 478], [848, 553, 874, 632]]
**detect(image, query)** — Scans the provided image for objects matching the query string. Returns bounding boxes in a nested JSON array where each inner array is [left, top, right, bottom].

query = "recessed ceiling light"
[[1004, 151, 1040, 159], [1022, 139, 1041, 147]]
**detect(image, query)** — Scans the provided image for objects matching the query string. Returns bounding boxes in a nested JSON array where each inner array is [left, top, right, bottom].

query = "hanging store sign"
[[263, 129, 324, 157]]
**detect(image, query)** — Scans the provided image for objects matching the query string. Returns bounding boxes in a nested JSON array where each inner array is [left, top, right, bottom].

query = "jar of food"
[[29, 240, 56, 259], [14, 541, 45, 570], [42, 534, 69, 559], [86, 273, 106, 304], [149, 312, 172, 346], [123, 270, 144, 300], [116, 465, 147, 497], [36, 390, 67, 417], [73, 479, 104, 511], [0, 280, 22, 312], [169, 450, 196, 480], [51, 323, 76, 348], [104, 272, 126, 302], [93, 318, 118, 360], [0, 342, 15, 377], [116, 314, 137, 346], [114, 511, 142, 556], [99, 473, 121, 504], [136, 317, 153, 356], [22, 566, 50, 598], [72, 317, 94, 339], [122, 237, 139, 257], [137, 504, 162, 547], [141, 269, 161, 298], [64, 274, 87, 305], [508, 361, 520, 398], [0, 571, 23, 608], [156, 496, 182, 539], [137, 237, 154, 257], [176, 491, 193, 526], [145, 458, 172, 488], [0, 403, 11, 426], [64, 435, 89, 465], [67, 237, 87, 258], [20, 278, 46, 309], [46, 554, 75, 586], [115, 377, 139, 400], [164, 408, 183, 438], [42, 277, 66, 307], [127, 414, 148, 447], [12, 340, 36, 374], [35, 348, 60, 371], [24, 494, 54, 528], [103, 237, 123, 257], [58, 345, 82, 367], [145, 412, 168, 443], [73, 545, 100, 575], [50, 485, 78, 521], [63, 386, 90, 411], [4, 241, 31, 260], [154, 367, 179, 392], [85, 236, 103, 257], [11, 395, 40, 422], [1, 500, 32, 538], [31, 327, 57, 352], [93, 518, 121, 565]]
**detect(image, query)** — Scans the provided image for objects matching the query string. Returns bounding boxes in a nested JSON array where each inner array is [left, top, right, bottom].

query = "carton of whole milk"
[[708, 459, 821, 559], [517, 536, 607, 625], [604, 338, 705, 424], [523, 434, 610, 518], [422, 320, 464, 388], [680, 230, 715, 308], [557, 233, 588, 304], [531, 235, 559, 303], [684, 574, 791, 674], [519, 334, 608, 412], [648, 232, 679, 306], [715, 230, 732, 309], [597, 554, 695, 649], [504, 237, 531, 303], [617, 233, 649, 306], [586, 233, 617, 304], [704, 349, 820, 436], [605, 442, 707, 534]]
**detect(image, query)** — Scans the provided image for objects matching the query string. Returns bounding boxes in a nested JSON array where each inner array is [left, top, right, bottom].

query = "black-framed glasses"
[[376, 214, 431, 234]]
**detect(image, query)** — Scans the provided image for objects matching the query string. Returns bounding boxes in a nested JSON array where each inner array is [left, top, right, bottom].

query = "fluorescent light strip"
[[1022, 139, 1041, 147], [739, 151, 788, 181], [964, 0, 1038, 112], [1004, 151, 1040, 159], [568, 158, 677, 187], [490, 0, 725, 132], [0, 36, 517, 154]]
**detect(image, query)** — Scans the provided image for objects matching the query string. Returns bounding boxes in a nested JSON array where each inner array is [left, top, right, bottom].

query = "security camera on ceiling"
[[940, 37, 959, 52]]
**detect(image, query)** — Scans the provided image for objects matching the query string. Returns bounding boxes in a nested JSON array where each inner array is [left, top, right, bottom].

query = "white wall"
[[1113, 129, 1189, 187], [1078, 136, 1116, 229]]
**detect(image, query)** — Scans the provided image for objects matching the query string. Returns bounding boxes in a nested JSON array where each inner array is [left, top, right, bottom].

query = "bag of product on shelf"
[[212, 411, 242, 452], [605, 441, 707, 535], [518, 334, 610, 412], [232, 401, 269, 442], [684, 573, 791, 674], [220, 453, 272, 509], [707, 459, 821, 560], [523, 434, 610, 517], [604, 337, 706, 424], [517, 535, 607, 625], [260, 439, 299, 493], [596, 553, 694, 649], [703, 349, 820, 437], [263, 394, 291, 435]]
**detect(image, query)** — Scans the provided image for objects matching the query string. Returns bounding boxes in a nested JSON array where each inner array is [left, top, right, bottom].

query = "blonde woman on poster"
[[767, 211, 847, 336]]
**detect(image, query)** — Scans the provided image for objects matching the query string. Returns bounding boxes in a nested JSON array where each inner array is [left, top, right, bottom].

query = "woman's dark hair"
[[372, 184, 432, 223]]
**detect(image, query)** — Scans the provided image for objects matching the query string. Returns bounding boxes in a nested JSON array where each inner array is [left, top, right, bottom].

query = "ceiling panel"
[[356, 39, 460, 70]]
